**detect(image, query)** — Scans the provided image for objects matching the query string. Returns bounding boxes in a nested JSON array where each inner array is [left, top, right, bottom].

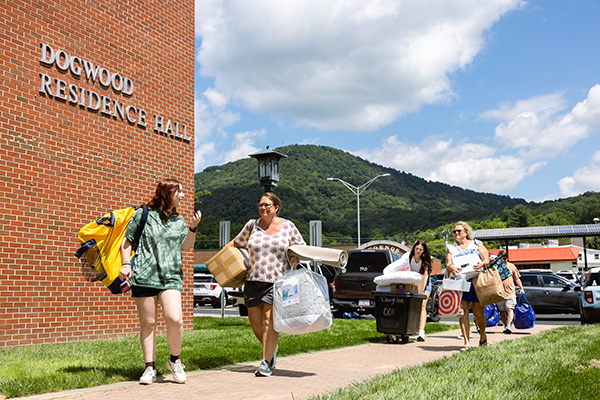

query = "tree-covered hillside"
[[194, 144, 528, 248]]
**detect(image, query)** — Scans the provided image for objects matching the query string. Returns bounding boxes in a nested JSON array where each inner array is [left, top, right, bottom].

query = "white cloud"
[[558, 150, 600, 197], [223, 129, 267, 164], [194, 141, 217, 172], [195, 0, 524, 131], [195, 90, 239, 141], [194, 88, 241, 171], [481, 88, 599, 159], [571, 84, 600, 130], [357, 83, 600, 196], [355, 135, 544, 193]]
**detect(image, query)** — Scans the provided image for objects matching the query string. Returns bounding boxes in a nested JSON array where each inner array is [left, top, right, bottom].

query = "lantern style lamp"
[[249, 147, 287, 192]]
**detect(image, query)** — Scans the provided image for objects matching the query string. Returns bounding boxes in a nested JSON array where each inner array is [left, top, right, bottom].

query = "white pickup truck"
[[580, 267, 600, 324]]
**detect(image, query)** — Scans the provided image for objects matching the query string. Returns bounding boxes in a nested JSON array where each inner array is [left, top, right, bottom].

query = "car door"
[[518, 274, 545, 311], [540, 275, 579, 313]]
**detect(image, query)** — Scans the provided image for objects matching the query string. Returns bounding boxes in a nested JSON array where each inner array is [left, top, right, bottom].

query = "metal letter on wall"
[[219, 221, 230, 248], [310, 220, 322, 247]]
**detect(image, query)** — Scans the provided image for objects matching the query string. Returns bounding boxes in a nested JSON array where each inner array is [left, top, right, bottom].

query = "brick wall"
[[0, 0, 195, 347]]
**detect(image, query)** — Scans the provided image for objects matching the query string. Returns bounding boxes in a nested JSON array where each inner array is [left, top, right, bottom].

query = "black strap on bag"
[[107, 205, 148, 294], [131, 205, 148, 251]]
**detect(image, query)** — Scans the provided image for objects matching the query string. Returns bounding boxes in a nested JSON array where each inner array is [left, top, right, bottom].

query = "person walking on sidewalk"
[[119, 178, 202, 385], [229, 192, 305, 377], [495, 250, 524, 334], [446, 221, 490, 350], [409, 240, 433, 342]]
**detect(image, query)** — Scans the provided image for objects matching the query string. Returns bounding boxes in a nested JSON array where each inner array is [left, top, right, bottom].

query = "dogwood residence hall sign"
[[38, 43, 190, 142]]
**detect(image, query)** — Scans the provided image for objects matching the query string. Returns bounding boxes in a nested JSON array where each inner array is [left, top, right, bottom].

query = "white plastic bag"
[[442, 275, 471, 292], [273, 268, 332, 335]]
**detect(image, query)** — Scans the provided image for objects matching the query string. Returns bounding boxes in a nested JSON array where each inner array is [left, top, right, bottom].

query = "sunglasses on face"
[[453, 229, 463, 234]]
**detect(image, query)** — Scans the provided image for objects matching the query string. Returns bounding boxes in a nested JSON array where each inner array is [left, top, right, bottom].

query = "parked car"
[[193, 264, 235, 308], [556, 270, 580, 284], [194, 272, 231, 308], [579, 267, 600, 324], [331, 248, 401, 317], [516, 270, 581, 314]]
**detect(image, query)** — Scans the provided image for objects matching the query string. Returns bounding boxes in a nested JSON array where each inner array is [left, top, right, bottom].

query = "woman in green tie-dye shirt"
[[119, 178, 202, 385]]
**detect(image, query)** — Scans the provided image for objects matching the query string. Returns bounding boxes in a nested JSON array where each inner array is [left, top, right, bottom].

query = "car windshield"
[[345, 252, 391, 273]]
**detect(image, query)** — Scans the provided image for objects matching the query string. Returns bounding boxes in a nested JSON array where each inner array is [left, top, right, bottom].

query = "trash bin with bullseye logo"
[[373, 291, 427, 343]]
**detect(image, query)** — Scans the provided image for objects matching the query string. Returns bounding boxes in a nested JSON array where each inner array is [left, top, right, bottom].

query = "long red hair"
[[147, 178, 182, 221]]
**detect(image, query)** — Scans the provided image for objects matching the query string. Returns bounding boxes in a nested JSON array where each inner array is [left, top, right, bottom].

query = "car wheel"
[[428, 304, 441, 323], [238, 304, 248, 316], [212, 292, 228, 308]]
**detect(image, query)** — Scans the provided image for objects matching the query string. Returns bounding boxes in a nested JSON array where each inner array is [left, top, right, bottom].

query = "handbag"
[[484, 304, 499, 327], [438, 289, 464, 319], [490, 256, 512, 281], [473, 264, 507, 306], [514, 294, 536, 329], [273, 267, 332, 335], [442, 275, 471, 292]]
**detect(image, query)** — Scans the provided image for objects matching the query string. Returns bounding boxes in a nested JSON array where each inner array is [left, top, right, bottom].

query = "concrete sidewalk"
[[21, 323, 561, 400]]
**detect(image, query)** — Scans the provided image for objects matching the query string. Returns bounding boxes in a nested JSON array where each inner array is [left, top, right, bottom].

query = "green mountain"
[[194, 144, 528, 247]]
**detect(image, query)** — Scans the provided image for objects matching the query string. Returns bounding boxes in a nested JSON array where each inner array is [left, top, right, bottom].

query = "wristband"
[[189, 226, 197, 233], [122, 262, 131, 266]]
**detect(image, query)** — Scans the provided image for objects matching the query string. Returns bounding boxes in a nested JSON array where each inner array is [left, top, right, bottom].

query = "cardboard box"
[[392, 276, 427, 294], [206, 247, 248, 288]]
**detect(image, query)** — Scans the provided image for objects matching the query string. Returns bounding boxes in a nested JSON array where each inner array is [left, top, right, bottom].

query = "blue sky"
[[194, 0, 600, 203]]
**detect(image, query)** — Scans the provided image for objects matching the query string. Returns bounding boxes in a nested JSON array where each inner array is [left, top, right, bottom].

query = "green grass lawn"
[[4, 318, 597, 400], [0, 317, 455, 398], [310, 324, 600, 400]]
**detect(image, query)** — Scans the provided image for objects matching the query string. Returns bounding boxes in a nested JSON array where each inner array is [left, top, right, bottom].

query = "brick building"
[[0, 1, 195, 347]]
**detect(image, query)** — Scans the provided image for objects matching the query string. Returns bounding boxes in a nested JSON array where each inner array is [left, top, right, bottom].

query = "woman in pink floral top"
[[230, 192, 305, 377]]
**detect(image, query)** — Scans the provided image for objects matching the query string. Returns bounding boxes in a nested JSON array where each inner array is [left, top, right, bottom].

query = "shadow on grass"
[[61, 365, 140, 381]]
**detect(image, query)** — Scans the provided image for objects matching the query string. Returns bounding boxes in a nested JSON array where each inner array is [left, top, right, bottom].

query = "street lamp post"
[[327, 173, 390, 248], [249, 147, 287, 192]]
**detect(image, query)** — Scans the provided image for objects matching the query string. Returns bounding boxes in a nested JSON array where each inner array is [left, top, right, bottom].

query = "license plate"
[[358, 299, 370, 306]]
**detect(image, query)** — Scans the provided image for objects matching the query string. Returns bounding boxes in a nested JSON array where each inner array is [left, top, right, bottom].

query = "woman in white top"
[[446, 221, 490, 350], [408, 240, 433, 342]]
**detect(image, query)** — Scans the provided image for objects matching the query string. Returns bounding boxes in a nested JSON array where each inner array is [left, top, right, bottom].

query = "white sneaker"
[[139, 366, 157, 385], [167, 359, 186, 383]]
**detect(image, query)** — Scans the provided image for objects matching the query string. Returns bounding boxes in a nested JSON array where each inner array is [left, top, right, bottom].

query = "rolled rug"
[[287, 245, 348, 268]]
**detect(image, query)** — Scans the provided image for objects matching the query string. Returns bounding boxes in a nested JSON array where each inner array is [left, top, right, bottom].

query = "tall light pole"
[[327, 173, 390, 248]]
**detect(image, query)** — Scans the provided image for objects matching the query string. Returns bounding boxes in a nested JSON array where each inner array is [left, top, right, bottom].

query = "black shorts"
[[131, 285, 163, 298], [244, 281, 274, 308]]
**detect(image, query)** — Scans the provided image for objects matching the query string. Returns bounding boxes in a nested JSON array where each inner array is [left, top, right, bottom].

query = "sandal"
[[460, 345, 471, 351], [479, 338, 488, 347]]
